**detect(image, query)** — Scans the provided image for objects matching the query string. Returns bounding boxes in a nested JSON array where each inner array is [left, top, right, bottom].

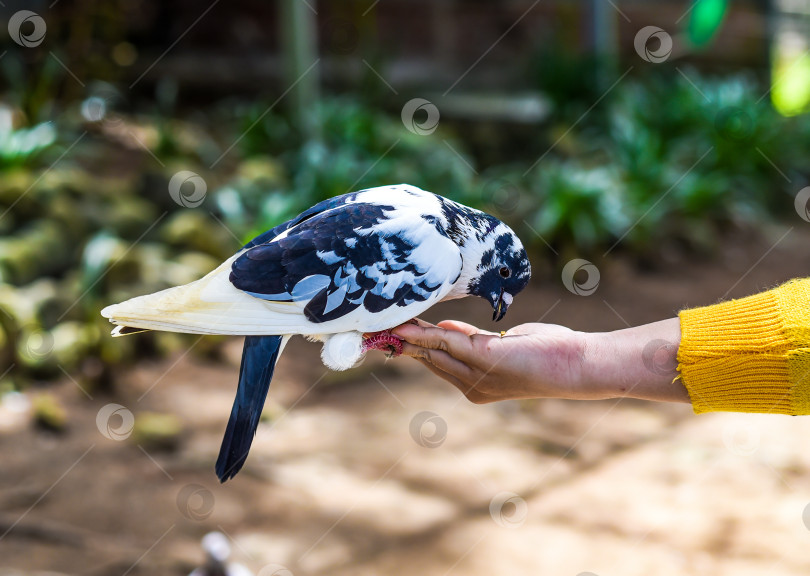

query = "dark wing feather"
[[241, 191, 364, 249], [230, 202, 461, 324]]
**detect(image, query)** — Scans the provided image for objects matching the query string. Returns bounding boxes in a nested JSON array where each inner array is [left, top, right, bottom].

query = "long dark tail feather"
[[215, 335, 285, 482]]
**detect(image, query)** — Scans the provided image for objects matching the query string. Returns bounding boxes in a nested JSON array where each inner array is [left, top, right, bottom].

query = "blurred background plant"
[[0, 0, 808, 387], [4, 2, 810, 574]]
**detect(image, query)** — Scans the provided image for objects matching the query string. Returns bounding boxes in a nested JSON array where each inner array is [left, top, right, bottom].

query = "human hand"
[[392, 319, 592, 403], [391, 317, 689, 405]]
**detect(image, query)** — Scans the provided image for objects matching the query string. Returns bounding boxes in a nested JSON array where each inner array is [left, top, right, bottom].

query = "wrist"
[[580, 319, 688, 403], [580, 330, 623, 400]]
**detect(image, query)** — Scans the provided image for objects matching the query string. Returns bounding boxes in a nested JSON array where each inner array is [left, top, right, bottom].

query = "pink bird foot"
[[361, 330, 403, 357]]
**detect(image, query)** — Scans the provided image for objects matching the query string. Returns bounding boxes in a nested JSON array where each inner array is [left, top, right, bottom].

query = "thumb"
[[437, 320, 478, 336]]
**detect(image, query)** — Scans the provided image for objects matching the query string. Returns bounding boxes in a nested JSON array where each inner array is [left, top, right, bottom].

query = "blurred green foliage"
[[519, 68, 808, 254], [1, 68, 809, 386], [211, 99, 476, 243], [0, 107, 57, 167], [214, 70, 809, 257]]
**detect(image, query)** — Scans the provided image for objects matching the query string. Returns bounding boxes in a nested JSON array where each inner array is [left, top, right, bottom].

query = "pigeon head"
[[465, 220, 531, 321]]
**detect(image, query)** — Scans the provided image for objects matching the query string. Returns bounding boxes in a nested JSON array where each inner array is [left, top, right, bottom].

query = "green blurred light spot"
[[688, 0, 728, 48], [772, 51, 810, 116]]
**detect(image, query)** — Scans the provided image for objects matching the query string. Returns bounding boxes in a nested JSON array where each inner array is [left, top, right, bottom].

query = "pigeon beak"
[[492, 290, 513, 322]]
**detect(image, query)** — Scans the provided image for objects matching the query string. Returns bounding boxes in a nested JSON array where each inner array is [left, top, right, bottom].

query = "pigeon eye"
[[499, 266, 511, 278]]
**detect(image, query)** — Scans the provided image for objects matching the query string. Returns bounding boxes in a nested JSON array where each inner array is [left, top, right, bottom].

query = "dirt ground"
[[3, 222, 810, 576]]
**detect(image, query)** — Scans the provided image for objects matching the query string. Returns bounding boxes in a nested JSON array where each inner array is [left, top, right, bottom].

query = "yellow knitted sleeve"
[[677, 278, 810, 415]]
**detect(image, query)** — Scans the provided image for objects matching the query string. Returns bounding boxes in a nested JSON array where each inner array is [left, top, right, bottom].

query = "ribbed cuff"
[[677, 287, 793, 414]]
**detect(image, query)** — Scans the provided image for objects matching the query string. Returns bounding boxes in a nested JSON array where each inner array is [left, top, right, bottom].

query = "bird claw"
[[361, 330, 403, 357]]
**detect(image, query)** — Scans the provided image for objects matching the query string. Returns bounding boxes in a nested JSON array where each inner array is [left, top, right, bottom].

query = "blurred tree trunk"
[[591, 0, 618, 89], [280, 0, 322, 141]]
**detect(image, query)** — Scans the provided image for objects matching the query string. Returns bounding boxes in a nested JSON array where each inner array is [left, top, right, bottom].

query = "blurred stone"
[[160, 211, 233, 260], [46, 194, 90, 243], [166, 252, 220, 286], [0, 168, 37, 219], [0, 220, 72, 285], [236, 157, 286, 188], [132, 411, 183, 451], [0, 390, 30, 433], [0, 283, 32, 326], [32, 393, 68, 433], [105, 196, 160, 238]]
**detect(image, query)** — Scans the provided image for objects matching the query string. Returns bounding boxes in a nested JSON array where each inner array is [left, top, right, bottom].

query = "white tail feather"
[[101, 257, 306, 336]]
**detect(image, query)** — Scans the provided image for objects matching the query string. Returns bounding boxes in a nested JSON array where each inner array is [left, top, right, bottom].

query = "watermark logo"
[[23, 328, 54, 359], [634, 26, 672, 63], [715, 107, 754, 142], [482, 178, 522, 216], [642, 339, 678, 376], [722, 422, 759, 456], [177, 483, 215, 521], [795, 186, 810, 223], [168, 170, 207, 208], [96, 403, 135, 441], [401, 98, 440, 136], [8, 11, 47, 48], [489, 491, 528, 528], [409, 411, 447, 448], [561, 259, 600, 296], [81, 96, 108, 123]]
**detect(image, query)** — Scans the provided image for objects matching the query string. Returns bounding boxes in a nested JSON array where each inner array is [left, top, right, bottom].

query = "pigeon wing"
[[229, 201, 462, 327]]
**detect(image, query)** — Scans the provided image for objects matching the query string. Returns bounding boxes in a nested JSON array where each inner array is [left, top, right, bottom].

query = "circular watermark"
[[168, 170, 207, 208], [489, 491, 528, 529], [714, 107, 754, 142], [81, 96, 107, 123], [177, 483, 215, 521], [23, 328, 54, 359], [321, 18, 359, 55], [802, 503, 810, 531], [561, 259, 600, 296], [339, 334, 366, 367], [722, 422, 759, 456], [81, 86, 126, 128], [258, 565, 294, 576], [409, 411, 447, 448], [8, 10, 47, 48], [401, 98, 440, 136], [634, 26, 672, 63], [482, 178, 522, 216], [642, 339, 678, 376], [795, 187, 810, 223], [96, 403, 135, 441]]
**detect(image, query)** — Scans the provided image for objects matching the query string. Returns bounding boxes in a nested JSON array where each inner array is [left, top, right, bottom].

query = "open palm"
[[393, 319, 590, 403]]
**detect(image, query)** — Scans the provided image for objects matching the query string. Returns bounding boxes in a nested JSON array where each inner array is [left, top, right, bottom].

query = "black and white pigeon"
[[102, 184, 531, 481]]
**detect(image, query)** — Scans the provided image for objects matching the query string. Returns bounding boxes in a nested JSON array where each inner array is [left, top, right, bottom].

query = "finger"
[[399, 341, 476, 380], [390, 318, 436, 333], [391, 324, 477, 362], [437, 320, 496, 337], [413, 357, 468, 392], [367, 318, 436, 339]]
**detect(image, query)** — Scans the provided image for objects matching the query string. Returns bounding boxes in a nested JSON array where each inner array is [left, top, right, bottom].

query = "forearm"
[[582, 318, 691, 403]]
